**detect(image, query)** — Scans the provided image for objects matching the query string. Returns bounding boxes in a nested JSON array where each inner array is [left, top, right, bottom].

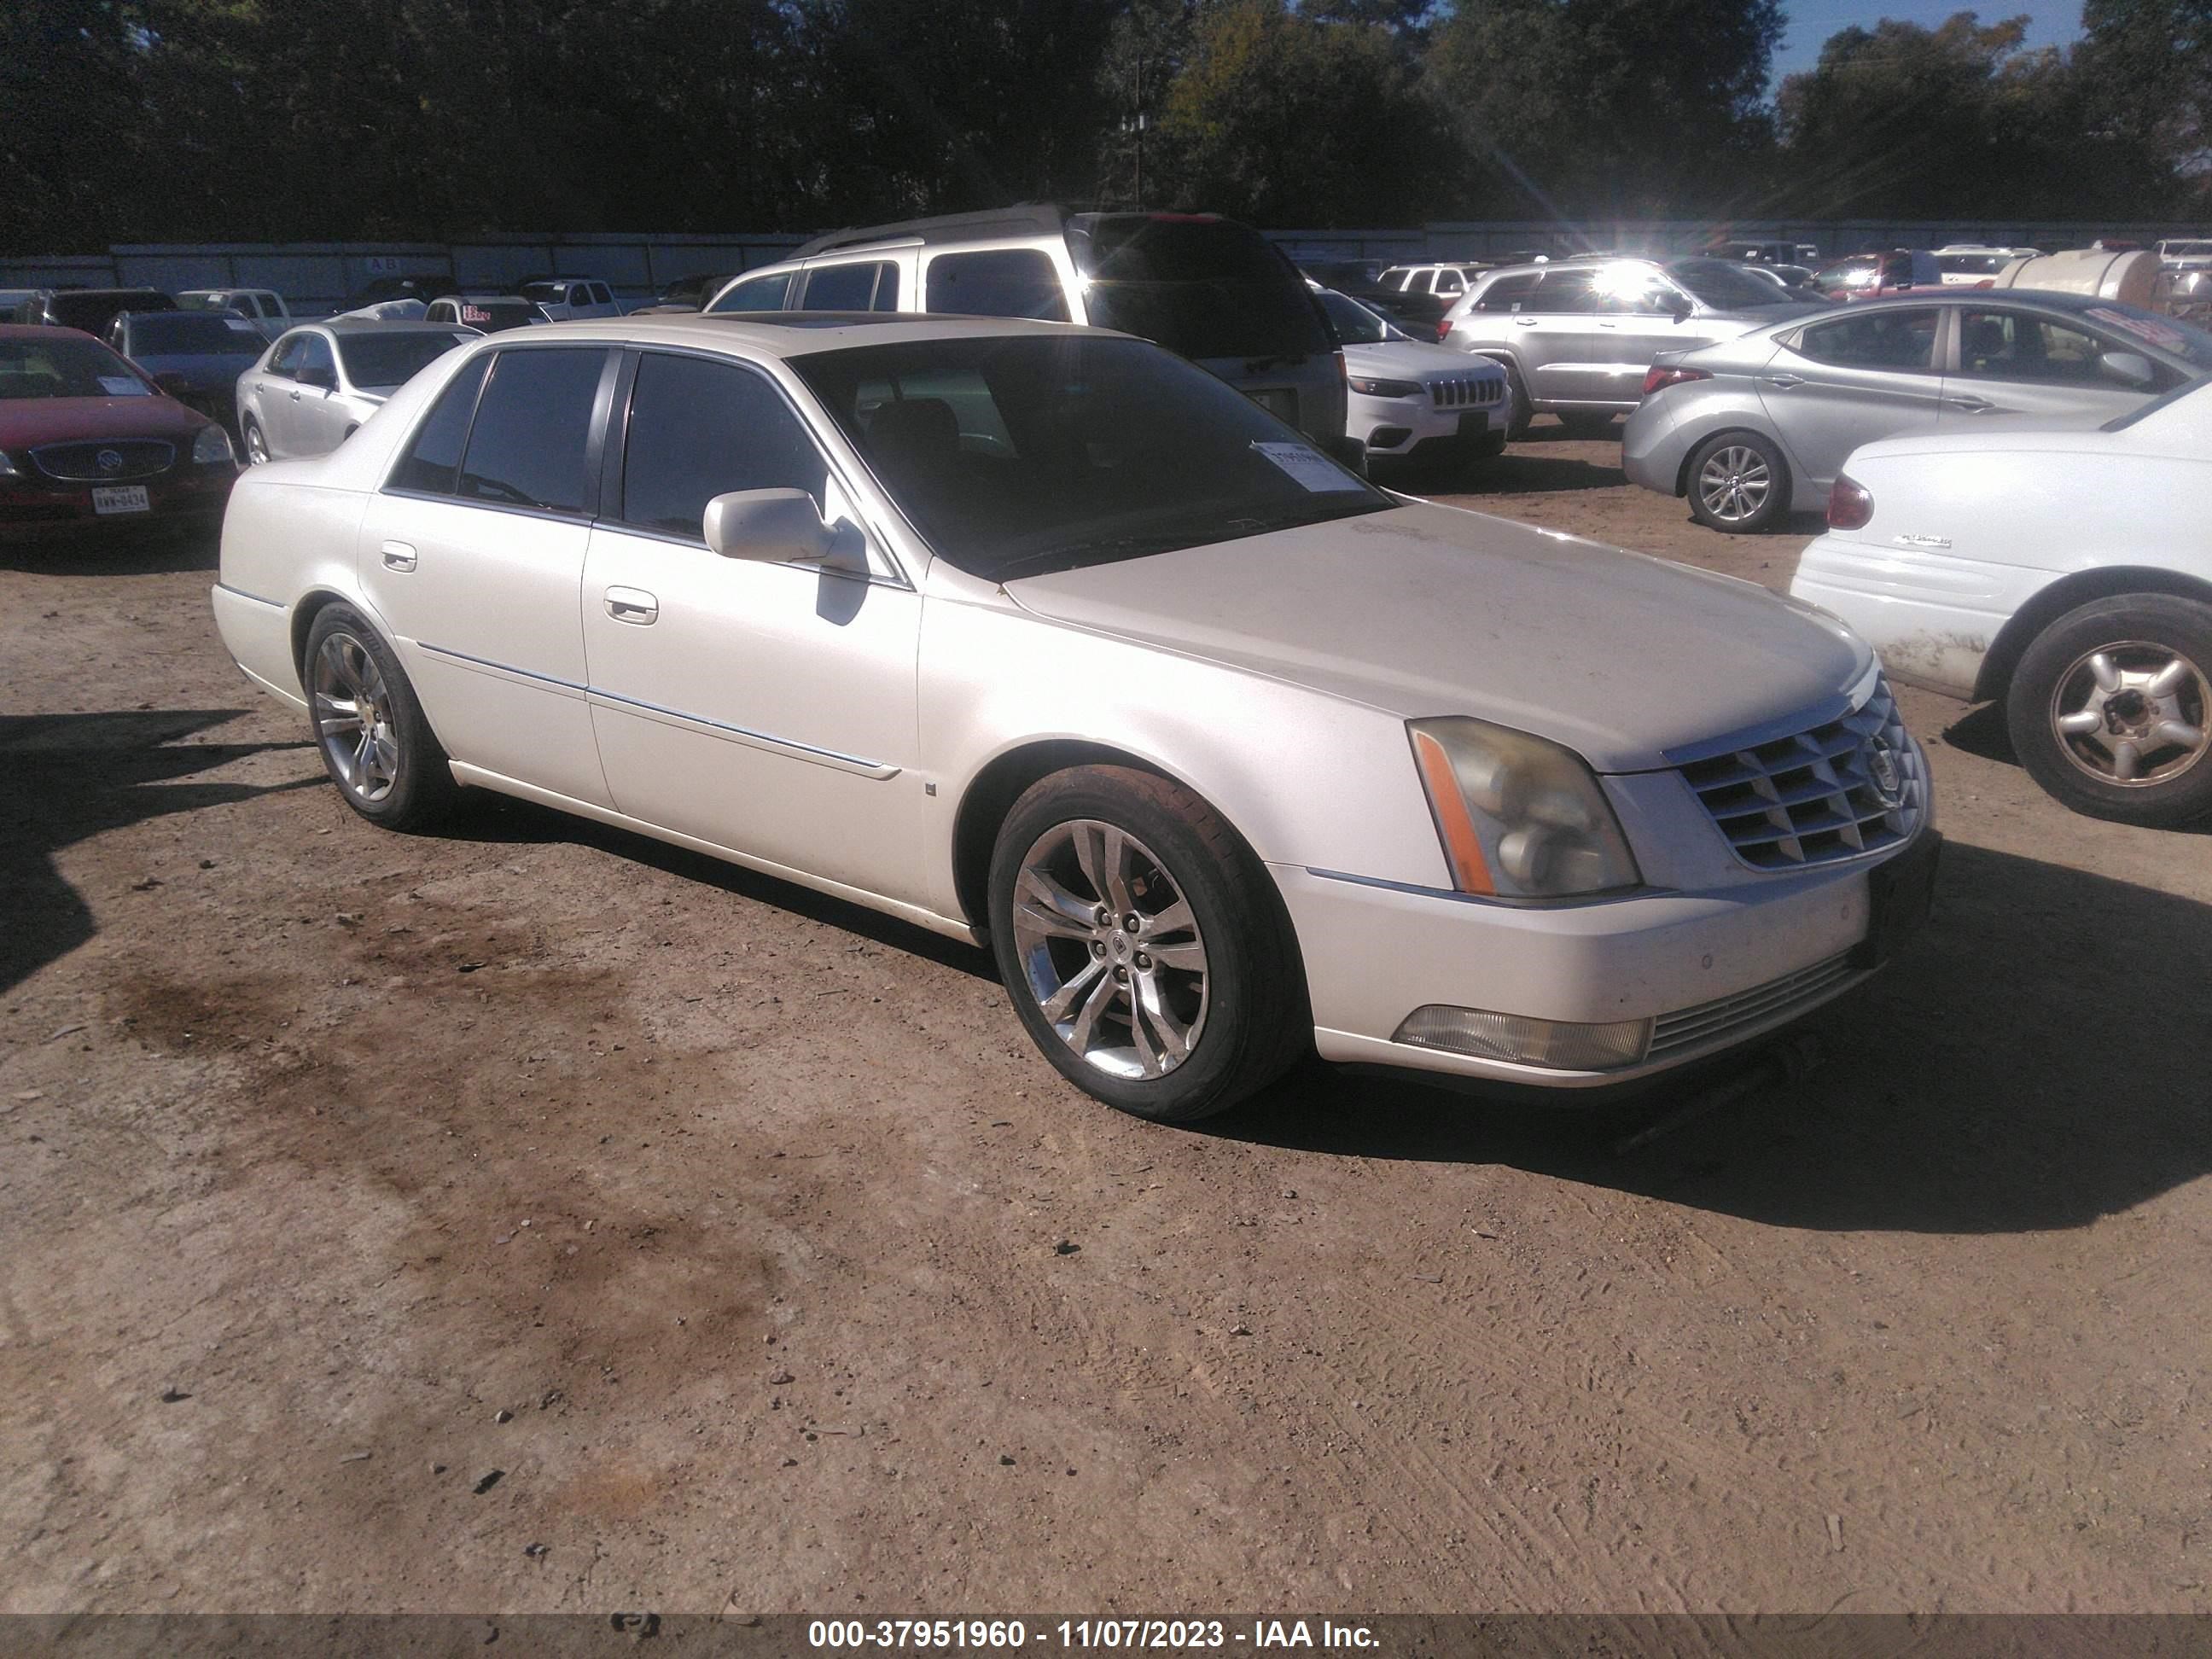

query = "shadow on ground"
[[0, 709, 318, 992], [0, 528, 219, 578]]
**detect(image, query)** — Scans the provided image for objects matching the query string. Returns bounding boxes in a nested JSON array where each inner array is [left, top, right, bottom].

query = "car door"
[[1516, 269, 1606, 404], [256, 332, 311, 456], [358, 344, 618, 806], [1756, 306, 1947, 492], [579, 348, 925, 902], [287, 333, 354, 457], [1592, 271, 1699, 405], [1941, 305, 2169, 430]]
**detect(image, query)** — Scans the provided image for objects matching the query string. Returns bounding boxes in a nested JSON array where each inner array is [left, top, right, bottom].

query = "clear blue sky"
[[1773, 0, 2085, 79]]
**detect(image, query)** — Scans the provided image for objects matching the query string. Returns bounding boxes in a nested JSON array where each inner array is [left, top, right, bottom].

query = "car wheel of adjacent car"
[[1501, 365, 1532, 441], [242, 418, 270, 465], [987, 765, 1309, 1122], [1557, 410, 1615, 437], [2005, 594, 2212, 827], [1468, 426, 1509, 461], [304, 604, 457, 832], [1685, 431, 1789, 533]]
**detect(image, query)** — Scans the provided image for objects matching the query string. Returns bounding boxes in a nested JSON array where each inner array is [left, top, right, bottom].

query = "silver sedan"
[[1621, 291, 2212, 533], [237, 321, 480, 464]]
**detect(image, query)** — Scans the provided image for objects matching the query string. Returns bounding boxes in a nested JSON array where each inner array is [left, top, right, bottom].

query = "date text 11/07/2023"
[[805, 1619, 1382, 1650]]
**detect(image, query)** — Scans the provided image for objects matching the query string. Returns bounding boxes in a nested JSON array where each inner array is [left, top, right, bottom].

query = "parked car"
[[178, 288, 298, 340], [236, 320, 480, 464], [1806, 251, 1941, 301], [1743, 264, 1819, 298], [423, 294, 543, 333], [1622, 291, 2211, 533], [706, 206, 1350, 456], [0, 324, 236, 543], [1708, 240, 1822, 265], [1441, 257, 1818, 437], [108, 308, 267, 434], [1793, 376, 2212, 827], [632, 271, 736, 314], [2154, 238, 2212, 269], [342, 276, 446, 312], [1374, 263, 1490, 310], [1317, 289, 1509, 474], [14, 287, 178, 335], [210, 312, 1936, 1118], [1932, 245, 2040, 285], [517, 276, 624, 319]]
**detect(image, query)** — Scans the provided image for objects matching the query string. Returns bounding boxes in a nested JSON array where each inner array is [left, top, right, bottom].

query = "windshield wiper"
[[991, 529, 1201, 580]]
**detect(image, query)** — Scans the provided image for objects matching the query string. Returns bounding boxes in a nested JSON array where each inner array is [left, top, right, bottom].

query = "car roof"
[[0, 323, 105, 342], [463, 311, 1121, 358], [304, 318, 484, 336]]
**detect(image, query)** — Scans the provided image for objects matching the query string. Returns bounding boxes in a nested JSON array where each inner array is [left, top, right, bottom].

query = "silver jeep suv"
[[1441, 257, 1816, 437]]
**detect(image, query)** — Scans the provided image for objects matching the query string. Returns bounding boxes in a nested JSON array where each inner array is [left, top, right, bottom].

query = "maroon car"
[[0, 324, 237, 544]]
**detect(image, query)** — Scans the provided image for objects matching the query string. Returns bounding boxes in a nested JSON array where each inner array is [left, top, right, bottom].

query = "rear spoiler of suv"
[[795, 203, 1068, 260]]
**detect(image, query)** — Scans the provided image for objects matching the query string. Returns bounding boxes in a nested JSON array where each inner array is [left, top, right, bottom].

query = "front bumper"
[[0, 466, 235, 544], [1274, 821, 1937, 1092], [1355, 391, 1509, 457]]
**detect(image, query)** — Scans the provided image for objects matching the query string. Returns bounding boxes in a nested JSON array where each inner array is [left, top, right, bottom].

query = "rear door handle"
[[380, 540, 416, 572], [1513, 316, 1540, 326], [605, 586, 658, 625], [1945, 394, 1993, 413], [1759, 374, 1804, 389]]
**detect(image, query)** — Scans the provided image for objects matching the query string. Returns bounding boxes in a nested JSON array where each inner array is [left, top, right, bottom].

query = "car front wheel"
[[2006, 593, 2212, 827], [987, 765, 1309, 1121], [304, 603, 457, 831], [1685, 430, 1790, 533]]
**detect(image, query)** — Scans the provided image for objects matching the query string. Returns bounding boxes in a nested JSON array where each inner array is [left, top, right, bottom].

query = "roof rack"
[[794, 202, 1067, 260]]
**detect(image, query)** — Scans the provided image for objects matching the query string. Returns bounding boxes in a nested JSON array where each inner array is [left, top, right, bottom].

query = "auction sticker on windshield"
[[2087, 308, 2189, 352], [98, 375, 151, 397], [1251, 440, 1363, 492]]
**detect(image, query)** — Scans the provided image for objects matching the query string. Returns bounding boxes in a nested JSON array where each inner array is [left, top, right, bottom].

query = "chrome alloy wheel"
[[1695, 445, 1772, 523], [243, 422, 270, 464], [311, 631, 401, 803], [1010, 819, 1209, 1081], [2049, 642, 2210, 787]]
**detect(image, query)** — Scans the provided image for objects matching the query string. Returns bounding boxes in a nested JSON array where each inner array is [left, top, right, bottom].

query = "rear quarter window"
[[709, 271, 796, 313]]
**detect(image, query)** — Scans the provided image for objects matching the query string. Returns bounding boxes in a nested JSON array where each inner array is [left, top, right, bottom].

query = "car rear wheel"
[[304, 604, 457, 832], [987, 765, 1309, 1122], [2006, 594, 2212, 827], [242, 418, 270, 465], [1685, 431, 1789, 533]]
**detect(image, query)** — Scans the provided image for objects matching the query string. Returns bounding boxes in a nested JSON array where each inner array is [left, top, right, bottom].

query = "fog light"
[[1369, 426, 1413, 449], [1393, 1005, 1652, 1070]]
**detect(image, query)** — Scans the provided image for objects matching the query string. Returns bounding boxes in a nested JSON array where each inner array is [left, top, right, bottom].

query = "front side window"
[[790, 335, 1386, 582], [924, 249, 1069, 322], [269, 332, 311, 377], [1957, 310, 2174, 388], [707, 271, 795, 313], [294, 334, 338, 385], [801, 261, 895, 311], [454, 347, 607, 513], [619, 352, 829, 538], [390, 355, 492, 495], [1793, 308, 1941, 371]]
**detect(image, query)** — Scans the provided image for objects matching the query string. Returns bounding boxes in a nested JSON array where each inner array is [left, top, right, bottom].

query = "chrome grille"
[[1649, 952, 1858, 1058], [1678, 678, 1924, 870], [31, 439, 177, 482], [1427, 375, 1502, 409]]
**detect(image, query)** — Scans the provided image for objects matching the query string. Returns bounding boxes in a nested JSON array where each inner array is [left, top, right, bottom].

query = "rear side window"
[[925, 250, 1069, 321], [1472, 273, 1540, 311], [455, 348, 607, 513], [390, 355, 491, 495], [1532, 271, 1598, 313], [1793, 308, 1940, 371], [708, 272, 795, 313], [619, 352, 829, 538], [802, 261, 896, 311]]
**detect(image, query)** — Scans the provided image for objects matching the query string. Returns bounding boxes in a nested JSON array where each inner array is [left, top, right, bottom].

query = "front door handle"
[[288, 389, 302, 402], [1945, 394, 1993, 413], [380, 540, 416, 572], [1514, 316, 1540, 326], [1760, 373, 1804, 389], [605, 586, 658, 625]]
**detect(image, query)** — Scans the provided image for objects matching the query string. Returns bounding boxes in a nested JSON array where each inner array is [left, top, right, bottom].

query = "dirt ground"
[[3, 418, 2209, 1618]]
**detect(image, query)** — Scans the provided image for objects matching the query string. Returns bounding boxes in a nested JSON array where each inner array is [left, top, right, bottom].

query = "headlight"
[[1348, 376, 1422, 398], [0, 450, 19, 478], [1407, 717, 1642, 899], [192, 424, 236, 466]]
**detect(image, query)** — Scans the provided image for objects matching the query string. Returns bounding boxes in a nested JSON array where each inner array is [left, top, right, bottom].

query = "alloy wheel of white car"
[[303, 604, 457, 831], [243, 419, 270, 464]]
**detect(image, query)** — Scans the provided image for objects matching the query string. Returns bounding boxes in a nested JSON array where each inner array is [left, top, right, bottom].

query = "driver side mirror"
[[703, 487, 846, 567], [1663, 291, 1694, 321], [2098, 350, 2157, 389]]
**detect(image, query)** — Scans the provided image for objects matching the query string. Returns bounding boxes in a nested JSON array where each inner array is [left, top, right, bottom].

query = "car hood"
[[1343, 339, 1506, 379], [134, 351, 262, 388], [1003, 502, 1870, 771], [0, 393, 207, 448]]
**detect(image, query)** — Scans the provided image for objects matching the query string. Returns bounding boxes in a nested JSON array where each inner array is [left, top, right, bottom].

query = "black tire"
[[1468, 425, 1509, 460], [1502, 365, 1533, 441], [242, 417, 271, 466], [987, 765, 1310, 1122], [1557, 410, 1615, 437], [1685, 429, 1790, 533], [2005, 593, 2212, 828], [302, 602, 457, 832]]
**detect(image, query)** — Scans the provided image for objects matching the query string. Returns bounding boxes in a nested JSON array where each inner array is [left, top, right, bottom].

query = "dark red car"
[[0, 324, 236, 544]]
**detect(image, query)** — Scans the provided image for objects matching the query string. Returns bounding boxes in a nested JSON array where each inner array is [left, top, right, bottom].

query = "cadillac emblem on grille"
[[96, 449, 125, 474]]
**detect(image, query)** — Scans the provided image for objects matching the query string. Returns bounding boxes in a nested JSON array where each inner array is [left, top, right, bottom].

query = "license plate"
[[1246, 388, 1295, 422], [1851, 831, 1940, 969], [92, 485, 150, 515]]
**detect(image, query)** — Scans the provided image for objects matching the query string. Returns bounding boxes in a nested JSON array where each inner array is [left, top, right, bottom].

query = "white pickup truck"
[[177, 288, 299, 341]]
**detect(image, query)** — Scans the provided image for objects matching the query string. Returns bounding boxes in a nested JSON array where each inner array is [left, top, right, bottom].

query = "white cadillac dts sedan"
[[211, 313, 1939, 1121]]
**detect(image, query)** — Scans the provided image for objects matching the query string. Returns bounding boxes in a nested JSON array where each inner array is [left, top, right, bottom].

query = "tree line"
[[3, 0, 2208, 255]]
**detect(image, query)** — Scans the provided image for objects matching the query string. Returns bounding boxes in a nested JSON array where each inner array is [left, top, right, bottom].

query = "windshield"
[[1071, 217, 1331, 360], [2079, 300, 2212, 370], [1666, 258, 1805, 309], [1318, 290, 1391, 345], [124, 312, 264, 355], [0, 336, 153, 399], [790, 335, 1387, 581], [339, 330, 479, 389], [49, 292, 174, 329]]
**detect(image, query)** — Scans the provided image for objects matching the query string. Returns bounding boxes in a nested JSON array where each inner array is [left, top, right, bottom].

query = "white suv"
[[706, 206, 1351, 455]]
